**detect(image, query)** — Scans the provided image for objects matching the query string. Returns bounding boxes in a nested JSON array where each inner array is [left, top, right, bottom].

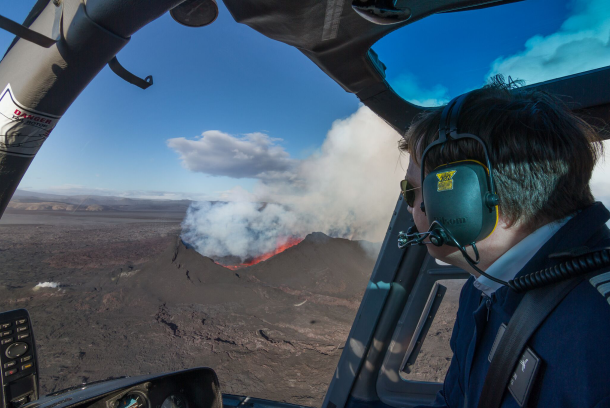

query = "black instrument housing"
[[23, 368, 222, 408]]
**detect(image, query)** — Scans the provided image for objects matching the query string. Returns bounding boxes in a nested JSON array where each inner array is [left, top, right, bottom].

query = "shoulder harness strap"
[[477, 278, 581, 408], [479, 266, 610, 408]]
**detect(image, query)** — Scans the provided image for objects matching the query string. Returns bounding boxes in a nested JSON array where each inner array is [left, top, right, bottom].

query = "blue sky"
[[1, 0, 608, 200]]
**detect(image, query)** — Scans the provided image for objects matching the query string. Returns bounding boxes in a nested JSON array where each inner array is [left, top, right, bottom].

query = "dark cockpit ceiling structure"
[[0, 0, 609, 217]]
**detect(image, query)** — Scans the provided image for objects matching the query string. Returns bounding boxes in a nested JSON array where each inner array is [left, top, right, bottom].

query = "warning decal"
[[437, 170, 457, 192], [0, 84, 61, 158]]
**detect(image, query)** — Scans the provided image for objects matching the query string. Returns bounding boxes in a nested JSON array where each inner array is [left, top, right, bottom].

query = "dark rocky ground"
[[0, 208, 375, 407]]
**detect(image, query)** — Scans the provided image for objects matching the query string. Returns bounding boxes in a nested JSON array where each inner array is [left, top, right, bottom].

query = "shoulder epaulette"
[[589, 271, 610, 306]]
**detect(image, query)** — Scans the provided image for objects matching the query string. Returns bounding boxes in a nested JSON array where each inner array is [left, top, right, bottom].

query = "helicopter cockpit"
[[0, 1, 608, 408]]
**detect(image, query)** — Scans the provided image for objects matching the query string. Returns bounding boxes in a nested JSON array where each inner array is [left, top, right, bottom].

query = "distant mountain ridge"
[[9, 189, 193, 212], [8, 201, 105, 211]]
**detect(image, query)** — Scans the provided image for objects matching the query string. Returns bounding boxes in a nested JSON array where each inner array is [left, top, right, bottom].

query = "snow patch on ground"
[[119, 270, 139, 278], [33, 282, 61, 291]]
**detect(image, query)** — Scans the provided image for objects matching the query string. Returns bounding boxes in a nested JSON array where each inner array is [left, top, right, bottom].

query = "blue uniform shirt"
[[419, 202, 610, 408]]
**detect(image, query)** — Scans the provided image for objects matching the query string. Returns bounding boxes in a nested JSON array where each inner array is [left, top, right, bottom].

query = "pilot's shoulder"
[[550, 270, 610, 330], [530, 271, 610, 354]]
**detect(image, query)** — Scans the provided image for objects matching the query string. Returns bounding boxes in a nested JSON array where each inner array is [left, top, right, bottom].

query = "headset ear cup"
[[420, 202, 426, 213]]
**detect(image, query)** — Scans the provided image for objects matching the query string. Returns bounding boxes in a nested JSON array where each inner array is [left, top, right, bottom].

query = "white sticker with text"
[[0, 84, 61, 158]]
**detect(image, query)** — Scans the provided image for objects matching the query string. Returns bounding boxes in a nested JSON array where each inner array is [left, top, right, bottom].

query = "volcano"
[[130, 232, 376, 304]]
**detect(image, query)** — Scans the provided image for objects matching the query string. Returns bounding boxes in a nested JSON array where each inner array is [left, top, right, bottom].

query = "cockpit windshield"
[[372, 0, 610, 107], [1, 0, 610, 407]]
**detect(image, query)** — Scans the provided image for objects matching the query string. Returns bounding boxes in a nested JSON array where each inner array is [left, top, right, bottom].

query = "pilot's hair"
[[400, 75, 604, 231]]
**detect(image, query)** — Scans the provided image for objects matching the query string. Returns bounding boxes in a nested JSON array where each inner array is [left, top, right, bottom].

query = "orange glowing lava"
[[223, 236, 303, 270]]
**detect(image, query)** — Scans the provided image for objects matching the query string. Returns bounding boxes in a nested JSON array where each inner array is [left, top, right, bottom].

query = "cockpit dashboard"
[[22, 369, 222, 408]]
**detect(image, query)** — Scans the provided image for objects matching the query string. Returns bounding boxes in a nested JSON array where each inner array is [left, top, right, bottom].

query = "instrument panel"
[[24, 368, 222, 408], [160, 393, 188, 408], [101, 381, 191, 408], [112, 390, 189, 408]]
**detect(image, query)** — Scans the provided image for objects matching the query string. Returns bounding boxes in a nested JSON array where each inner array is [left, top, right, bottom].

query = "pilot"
[[400, 77, 610, 407]]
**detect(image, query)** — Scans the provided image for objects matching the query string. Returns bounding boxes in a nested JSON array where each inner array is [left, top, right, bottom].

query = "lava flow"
[[223, 236, 304, 270]]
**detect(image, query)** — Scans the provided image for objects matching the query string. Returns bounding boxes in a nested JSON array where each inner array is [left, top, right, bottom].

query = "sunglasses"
[[400, 179, 421, 208]]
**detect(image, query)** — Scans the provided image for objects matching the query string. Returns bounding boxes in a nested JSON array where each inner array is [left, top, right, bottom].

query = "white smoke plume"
[[181, 201, 302, 261], [174, 106, 407, 262], [488, 0, 610, 84], [254, 106, 407, 241]]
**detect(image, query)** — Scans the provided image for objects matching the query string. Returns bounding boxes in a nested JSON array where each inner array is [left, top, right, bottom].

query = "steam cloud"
[[180, 201, 301, 261], [171, 106, 407, 262]]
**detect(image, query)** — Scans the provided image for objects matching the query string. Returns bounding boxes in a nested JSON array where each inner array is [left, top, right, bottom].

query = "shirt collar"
[[473, 215, 573, 297]]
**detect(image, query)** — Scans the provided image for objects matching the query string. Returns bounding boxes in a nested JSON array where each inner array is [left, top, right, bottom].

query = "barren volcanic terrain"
[[0, 199, 377, 406]]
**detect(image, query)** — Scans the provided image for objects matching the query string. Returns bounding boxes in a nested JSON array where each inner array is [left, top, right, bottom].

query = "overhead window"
[[372, 0, 610, 106]]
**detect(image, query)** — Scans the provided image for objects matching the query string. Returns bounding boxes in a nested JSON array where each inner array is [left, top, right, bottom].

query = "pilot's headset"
[[399, 92, 500, 270]]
